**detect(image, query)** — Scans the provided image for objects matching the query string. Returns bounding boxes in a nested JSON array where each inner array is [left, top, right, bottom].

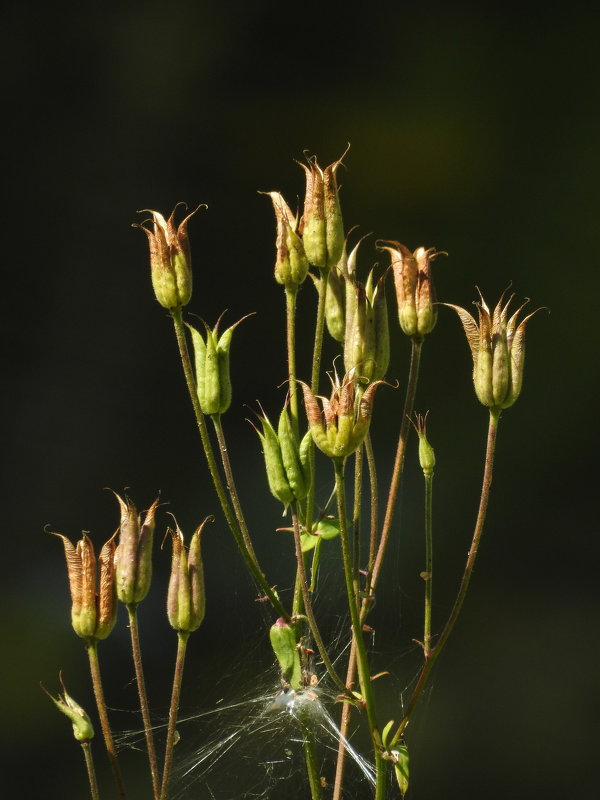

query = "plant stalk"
[[85, 640, 127, 800], [127, 605, 160, 800], [391, 408, 501, 745], [160, 631, 189, 800], [81, 741, 100, 800]]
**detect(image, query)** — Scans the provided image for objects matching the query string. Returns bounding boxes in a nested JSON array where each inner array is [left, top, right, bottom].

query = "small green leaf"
[[381, 719, 395, 749], [315, 518, 340, 540], [300, 530, 320, 553], [393, 745, 409, 797]]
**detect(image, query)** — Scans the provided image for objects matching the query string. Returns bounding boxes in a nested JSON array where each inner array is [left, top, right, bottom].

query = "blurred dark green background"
[[3, 1, 598, 798]]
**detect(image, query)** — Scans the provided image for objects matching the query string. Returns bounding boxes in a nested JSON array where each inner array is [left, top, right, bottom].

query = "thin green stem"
[[127, 605, 160, 800], [85, 641, 127, 800], [81, 741, 100, 800], [211, 414, 258, 564], [160, 631, 189, 800], [423, 473, 434, 658], [352, 445, 363, 590], [370, 338, 422, 595], [364, 432, 379, 581], [391, 409, 501, 745], [290, 505, 347, 693], [170, 309, 289, 621], [303, 735, 324, 800], [332, 637, 357, 800], [285, 286, 300, 439], [305, 270, 330, 534], [333, 459, 386, 800]]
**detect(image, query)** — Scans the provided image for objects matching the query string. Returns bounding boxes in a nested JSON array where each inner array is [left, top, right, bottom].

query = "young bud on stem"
[[42, 674, 95, 742]]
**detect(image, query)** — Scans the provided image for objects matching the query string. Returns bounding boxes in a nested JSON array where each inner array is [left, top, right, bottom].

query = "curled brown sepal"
[[444, 289, 543, 411], [41, 673, 95, 742], [167, 516, 211, 634], [134, 203, 206, 310], [114, 493, 160, 607], [49, 529, 117, 640]]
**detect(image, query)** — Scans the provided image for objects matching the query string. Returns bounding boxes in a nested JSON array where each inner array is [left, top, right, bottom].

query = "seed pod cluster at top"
[[445, 290, 539, 411]]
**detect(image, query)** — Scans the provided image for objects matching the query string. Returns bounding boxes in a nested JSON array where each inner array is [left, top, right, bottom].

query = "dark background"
[[3, 2, 598, 798]]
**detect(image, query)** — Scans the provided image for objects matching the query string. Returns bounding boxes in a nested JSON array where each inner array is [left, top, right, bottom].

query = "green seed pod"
[[324, 265, 346, 342], [413, 413, 436, 478], [167, 519, 208, 634], [300, 152, 346, 270], [189, 317, 247, 416], [264, 191, 308, 290], [277, 408, 310, 501], [269, 618, 302, 690], [257, 413, 295, 508], [115, 495, 158, 606]]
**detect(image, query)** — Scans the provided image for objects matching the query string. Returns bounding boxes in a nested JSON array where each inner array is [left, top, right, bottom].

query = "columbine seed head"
[[413, 412, 436, 478], [377, 241, 439, 340], [114, 495, 159, 606], [264, 192, 309, 290], [445, 289, 540, 411], [167, 518, 209, 634], [135, 204, 204, 310], [299, 370, 384, 460], [299, 151, 346, 270], [51, 530, 117, 640]]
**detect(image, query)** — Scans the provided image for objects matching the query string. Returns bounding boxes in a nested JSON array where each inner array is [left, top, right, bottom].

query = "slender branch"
[[81, 741, 100, 800], [290, 506, 347, 693], [370, 338, 422, 594], [391, 409, 502, 745], [303, 735, 324, 800], [332, 637, 357, 800], [160, 631, 189, 800], [285, 286, 300, 439], [423, 473, 434, 658], [211, 414, 258, 563], [170, 309, 289, 621], [333, 459, 386, 800], [127, 605, 160, 800], [85, 641, 127, 800], [364, 433, 379, 580]]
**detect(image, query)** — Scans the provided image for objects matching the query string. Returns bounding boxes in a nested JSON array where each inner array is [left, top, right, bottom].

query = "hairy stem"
[[333, 459, 386, 800], [303, 734, 324, 800], [423, 473, 434, 658], [160, 631, 189, 800], [81, 741, 100, 800], [85, 641, 127, 800], [290, 506, 347, 693], [370, 338, 422, 594], [170, 309, 289, 621], [285, 286, 300, 438], [127, 605, 160, 800], [391, 409, 501, 744]]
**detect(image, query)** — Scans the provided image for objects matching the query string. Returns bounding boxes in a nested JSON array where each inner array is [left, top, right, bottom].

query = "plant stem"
[[160, 631, 189, 800], [290, 506, 347, 693], [364, 433, 379, 581], [370, 338, 422, 594], [85, 640, 127, 800], [305, 270, 330, 534], [423, 472, 434, 658], [81, 741, 100, 800], [333, 459, 386, 800], [170, 309, 289, 621], [285, 286, 300, 438], [391, 408, 501, 745], [332, 637, 357, 800], [127, 605, 160, 800], [303, 734, 324, 800], [211, 414, 258, 564]]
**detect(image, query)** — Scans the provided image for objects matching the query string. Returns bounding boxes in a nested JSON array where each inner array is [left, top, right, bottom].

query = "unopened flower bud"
[[52, 530, 117, 640], [43, 674, 95, 742], [300, 152, 346, 270], [445, 290, 540, 411], [188, 315, 248, 416], [167, 518, 209, 634], [269, 617, 302, 690], [114, 495, 158, 606], [135, 204, 204, 310], [413, 413, 436, 478], [378, 241, 439, 340], [264, 192, 309, 290], [300, 371, 384, 459]]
